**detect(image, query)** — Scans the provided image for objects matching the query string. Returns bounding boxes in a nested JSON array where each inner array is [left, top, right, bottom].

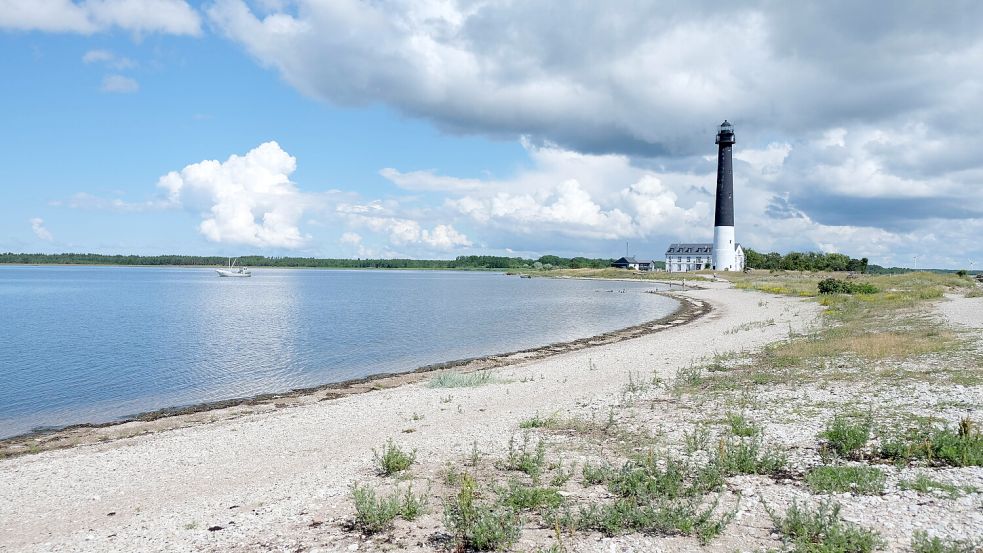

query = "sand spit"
[[0, 283, 819, 552]]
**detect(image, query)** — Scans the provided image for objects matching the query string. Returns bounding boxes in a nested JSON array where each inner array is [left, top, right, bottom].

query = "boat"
[[216, 258, 251, 277]]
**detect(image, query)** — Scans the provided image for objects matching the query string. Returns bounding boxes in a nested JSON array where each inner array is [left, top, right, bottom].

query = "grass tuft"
[[769, 499, 883, 553], [725, 412, 762, 437], [899, 474, 977, 498], [429, 370, 497, 388], [444, 473, 522, 551], [713, 437, 787, 476], [805, 465, 886, 495], [373, 439, 416, 476], [879, 419, 983, 467], [503, 434, 548, 482], [495, 481, 564, 511], [351, 483, 428, 534], [820, 415, 871, 458]]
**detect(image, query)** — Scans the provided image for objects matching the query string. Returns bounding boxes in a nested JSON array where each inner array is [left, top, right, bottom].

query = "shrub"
[[713, 437, 787, 476], [769, 500, 883, 553], [503, 434, 548, 481], [496, 481, 563, 511], [444, 474, 522, 551], [726, 412, 761, 437], [878, 419, 983, 467], [577, 496, 734, 545], [820, 415, 871, 458], [351, 483, 428, 534], [374, 440, 416, 476], [805, 466, 886, 495], [818, 278, 879, 295]]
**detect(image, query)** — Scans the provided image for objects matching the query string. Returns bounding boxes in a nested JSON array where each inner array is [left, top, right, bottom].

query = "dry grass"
[[770, 327, 959, 363]]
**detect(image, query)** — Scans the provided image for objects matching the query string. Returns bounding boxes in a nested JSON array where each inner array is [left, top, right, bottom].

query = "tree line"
[[743, 249, 870, 272], [0, 252, 615, 270]]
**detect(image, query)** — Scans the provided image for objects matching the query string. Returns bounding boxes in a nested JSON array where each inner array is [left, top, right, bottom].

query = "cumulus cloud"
[[0, 0, 201, 35], [207, 1, 983, 155], [157, 141, 312, 248], [29, 218, 53, 241], [344, 213, 471, 250], [203, 1, 983, 266], [101, 74, 139, 93]]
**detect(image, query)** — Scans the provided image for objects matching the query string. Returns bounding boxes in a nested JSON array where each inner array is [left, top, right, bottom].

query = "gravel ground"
[[937, 293, 983, 329], [0, 284, 818, 552]]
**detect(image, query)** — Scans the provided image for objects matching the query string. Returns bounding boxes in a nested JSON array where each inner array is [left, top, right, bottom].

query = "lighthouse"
[[712, 120, 737, 271]]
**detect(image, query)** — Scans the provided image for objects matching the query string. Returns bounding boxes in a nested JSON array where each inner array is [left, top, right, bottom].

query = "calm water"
[[0, 267, 676, 438]]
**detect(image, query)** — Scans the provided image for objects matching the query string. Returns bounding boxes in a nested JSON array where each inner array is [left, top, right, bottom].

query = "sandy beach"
[[0, 283, 811, 551], [2, 280, 981, 552]]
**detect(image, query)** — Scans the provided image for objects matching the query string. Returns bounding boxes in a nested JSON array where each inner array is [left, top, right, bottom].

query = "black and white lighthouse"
[[712, 120, 737, 271]]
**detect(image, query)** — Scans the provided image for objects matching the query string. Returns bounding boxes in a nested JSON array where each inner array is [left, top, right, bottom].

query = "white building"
[[665, 243, 744, 273]]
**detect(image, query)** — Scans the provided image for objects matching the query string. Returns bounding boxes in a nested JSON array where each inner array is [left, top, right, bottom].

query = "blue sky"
[[2, 1, 983, 268]]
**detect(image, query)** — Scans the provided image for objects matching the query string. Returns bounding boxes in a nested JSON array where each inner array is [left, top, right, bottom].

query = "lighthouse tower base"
[[713, 226, 736, 271]]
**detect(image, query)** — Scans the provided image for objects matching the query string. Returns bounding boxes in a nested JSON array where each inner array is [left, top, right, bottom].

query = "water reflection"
[[0, 267, 676, 438]]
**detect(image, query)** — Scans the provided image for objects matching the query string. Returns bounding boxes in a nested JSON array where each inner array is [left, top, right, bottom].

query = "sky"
[[1, 1, 982, 269]]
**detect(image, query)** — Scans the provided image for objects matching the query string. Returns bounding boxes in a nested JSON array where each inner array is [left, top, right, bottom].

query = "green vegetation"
[[495, 481, 563, 511], [769, 500, 883, 553], [805, 466, 886, 495], [878, 418, 983, 467], [725, 412, 761, 437], [911, 530, 982, 553], [713, 437, 787, 476], [573, 452, 736, 544], [373, 440, 416, 476], [577, 496, 734, 545], [818, 278, 879, 295], [821, 415, 872, 458], [350, 483, 428, 534], [502, 434, 548, 482], [519, 412, 556, 429], [444, 474, 522, 551], [744, 249, 870, 272], [899, 474, 977, 498], [428, 370, 497, 388]]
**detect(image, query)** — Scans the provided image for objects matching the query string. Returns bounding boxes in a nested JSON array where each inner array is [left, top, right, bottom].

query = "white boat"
[[216, 258, 251, 277]]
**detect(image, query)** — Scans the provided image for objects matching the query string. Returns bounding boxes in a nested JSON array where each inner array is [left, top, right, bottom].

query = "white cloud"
[[339, 231, 362, 245], [83, 49, 136, 69], [30, 218, 53, 241], [157, 141, 312, 248], [346, 214, 471, 250], [101, 74, 139, 93], [0, 0, 201, 35], [380, 168, 482, 192], [54, 191, 168, 211]]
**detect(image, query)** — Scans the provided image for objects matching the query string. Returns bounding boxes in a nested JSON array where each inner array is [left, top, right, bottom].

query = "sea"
[[0, 266, 677, 439]]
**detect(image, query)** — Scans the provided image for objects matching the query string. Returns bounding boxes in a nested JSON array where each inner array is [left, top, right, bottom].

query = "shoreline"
[[0, 284, 829, 552], [0, 290, 707, 457]]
